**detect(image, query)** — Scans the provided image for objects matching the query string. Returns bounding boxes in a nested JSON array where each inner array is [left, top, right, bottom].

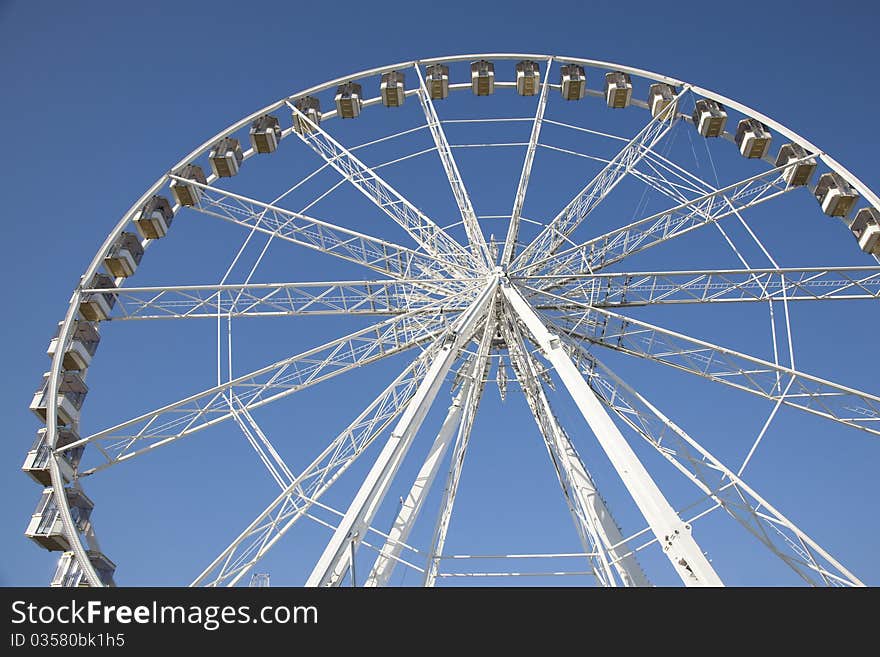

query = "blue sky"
[[1, 0, 879, 587]]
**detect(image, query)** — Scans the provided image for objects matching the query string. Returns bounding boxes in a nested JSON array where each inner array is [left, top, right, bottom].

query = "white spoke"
[[172, 177, 464, 284], [523, 266, 880, 307], [88, 279, 474, 320], [306, 280, 498, 586], [501, 57, 553, 267], [503, 283, 723, 586], [414, 64, 492, 266], [539, 296, 880, 436], [518, 157, 812, 279], [63, 297, 472, 474], [512, 87, 688, 272], [289, 104, 478, 275]]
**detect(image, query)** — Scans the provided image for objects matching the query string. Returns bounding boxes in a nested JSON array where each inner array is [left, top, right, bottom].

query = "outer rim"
[[43, 52, 880, 587]]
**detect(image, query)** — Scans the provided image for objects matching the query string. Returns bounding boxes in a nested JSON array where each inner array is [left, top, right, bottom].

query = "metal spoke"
[[539, 295, 880, 436], [87, 279, 475, 320], [414, 64, 492, 266], [63, 296, 473, 474], [191, 347, 441, 587], [503, 283, 723, 586], [172, 176, 467, 285], [523, 266, 880, 307], [289, 104, 477, 276], [500, 310, 650, 586], [306, 280, 498, 586], [511, 86, 688, 272], [501, 57, 553, 267], [518, 157, 812, 279], [562, 339, 863, 586]]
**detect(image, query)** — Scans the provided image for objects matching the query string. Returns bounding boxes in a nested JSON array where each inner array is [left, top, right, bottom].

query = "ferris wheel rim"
[[39, 52, 879, 588]]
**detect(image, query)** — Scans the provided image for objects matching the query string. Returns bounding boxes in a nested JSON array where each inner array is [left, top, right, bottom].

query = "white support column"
[[305, 280, 498, 586], [421, 315, 495, 587], [503, 316, 649, 587], [502, 283, 723, 587], [364, 381, 471, 587]]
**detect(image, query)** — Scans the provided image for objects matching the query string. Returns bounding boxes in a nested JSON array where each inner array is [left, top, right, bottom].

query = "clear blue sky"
[[2, 0, 879, 587]]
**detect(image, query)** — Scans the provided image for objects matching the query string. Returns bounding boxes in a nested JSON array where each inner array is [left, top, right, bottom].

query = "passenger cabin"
[[170, 164, 207, 207], [249, 115, 282, 154], [47, 319, 100, 372], [735, 119, 772, 159], [51, 551, 116, 587], [381, 71, 406, 107], [78, 272, 117, 322], [516, 60, 540, 96], [25, 487, 93, 551], [134, 195, 174, 240], [103, 232, 144, 279], [775, 143, 817, 187], [23, 427, 84, 486], [851, 208, 880, 255], [648, 83, 677, 119], [209, 137, 244, 178], [293, 96, 322, 134], [815, 172, 860, 217], [471, 60, 495, 96], [425, 64, 449, 100], [605, 71, 632, 108], [335, 82, 363, 119], [693, 99, 728, 137], [30, 371, 88, 427], [560, 64, 586, 100]]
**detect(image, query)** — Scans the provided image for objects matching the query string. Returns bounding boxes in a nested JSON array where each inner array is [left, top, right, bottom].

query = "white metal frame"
[[35, 53, 878, 587]]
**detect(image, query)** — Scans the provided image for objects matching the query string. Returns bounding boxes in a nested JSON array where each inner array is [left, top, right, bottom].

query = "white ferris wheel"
[[24, 53, 880, 587]]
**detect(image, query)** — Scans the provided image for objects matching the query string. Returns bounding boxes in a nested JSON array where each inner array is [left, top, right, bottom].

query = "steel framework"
[[30, 53, 879, 588]]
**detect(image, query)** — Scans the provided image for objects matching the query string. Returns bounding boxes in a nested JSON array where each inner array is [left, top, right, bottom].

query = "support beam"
[[561, 341, 863, 587], [502, 282, 723, 586], [501, 315, 650, 587], [173, 177, 464, 285], [420, 313, 495, 587], [305, 280, 498, 586], [364, 373, 473, 586], [522, 266, 880, 308], [414, 64, 492, 267], [93, 279, 473, 320], [518, 157, 811, 279]]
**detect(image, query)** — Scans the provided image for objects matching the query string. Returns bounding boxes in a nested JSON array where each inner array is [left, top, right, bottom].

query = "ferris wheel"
[[23, 53, 880, 587]]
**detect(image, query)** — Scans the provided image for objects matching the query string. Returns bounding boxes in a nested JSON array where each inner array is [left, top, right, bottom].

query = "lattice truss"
[[42, 55, 880, 588]]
